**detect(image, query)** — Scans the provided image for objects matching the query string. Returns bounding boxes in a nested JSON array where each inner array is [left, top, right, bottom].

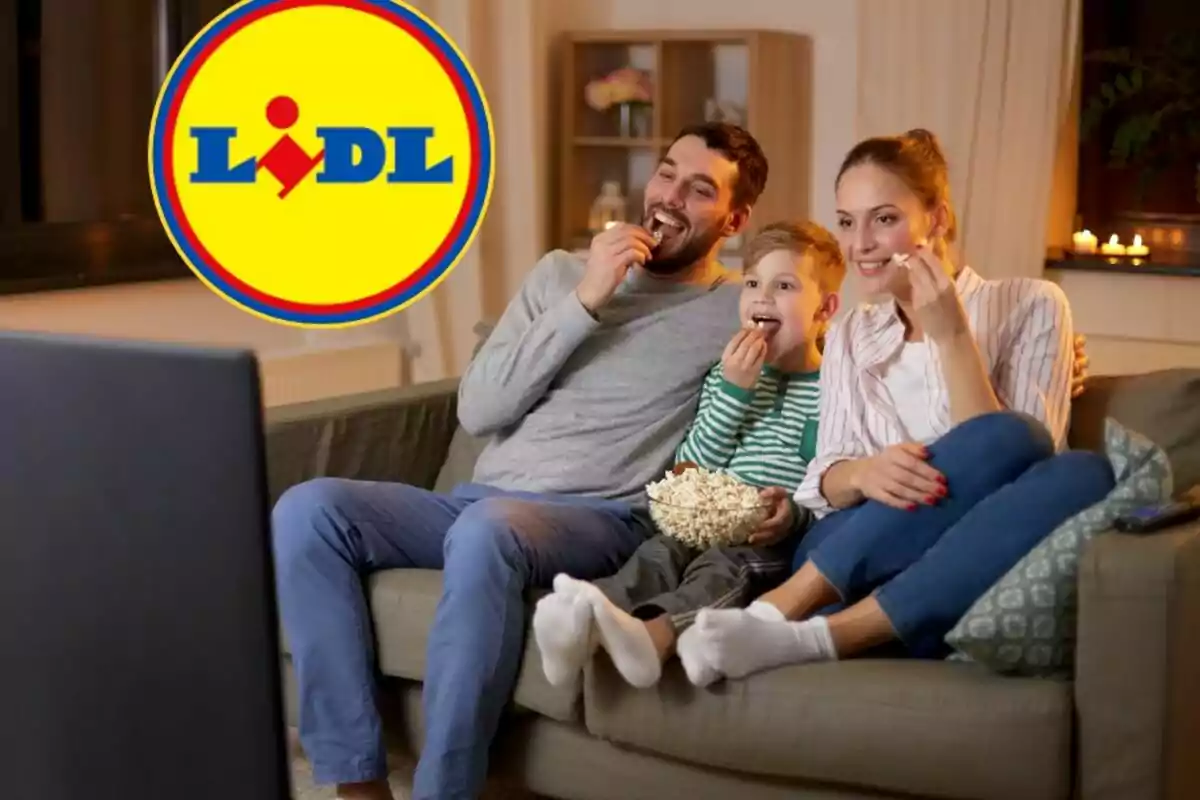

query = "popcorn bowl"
[[648, 495, 772, 549]]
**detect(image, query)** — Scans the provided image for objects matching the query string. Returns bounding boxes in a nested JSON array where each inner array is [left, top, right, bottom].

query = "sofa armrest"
[[1075, 520, 1200, 800], [263, 378, 461, 505]]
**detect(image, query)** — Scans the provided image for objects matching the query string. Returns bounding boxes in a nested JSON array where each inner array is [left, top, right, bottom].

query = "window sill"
[[0, 219, 190, 296], [1044, 248, 1200, 278], [0, 264, 191, 296]]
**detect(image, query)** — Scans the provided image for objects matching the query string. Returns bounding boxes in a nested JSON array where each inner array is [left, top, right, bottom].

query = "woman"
[[675, 129, 1115, 685]]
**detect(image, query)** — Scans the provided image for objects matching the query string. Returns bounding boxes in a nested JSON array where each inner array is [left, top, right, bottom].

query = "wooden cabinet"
[[555, 29, 811, 259]]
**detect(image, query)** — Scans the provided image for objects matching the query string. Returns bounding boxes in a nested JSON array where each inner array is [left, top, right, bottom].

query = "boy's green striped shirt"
[[676, 362, 821, 491]]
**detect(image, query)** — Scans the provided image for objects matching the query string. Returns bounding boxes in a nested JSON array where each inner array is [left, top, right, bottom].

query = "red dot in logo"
[[266, 95, 299, 129]]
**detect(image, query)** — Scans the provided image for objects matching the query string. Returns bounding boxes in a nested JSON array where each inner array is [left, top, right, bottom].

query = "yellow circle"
[[150, 0, 493, 327]]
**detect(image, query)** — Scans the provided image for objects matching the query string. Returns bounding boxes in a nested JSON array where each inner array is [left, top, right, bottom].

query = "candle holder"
[[1125, 234, 1150, 258], [1099, 234, 1127, 257], [1071, 229, 1098, 255], [1063, 229, 1153, 265], [588, 181, 628, 234]]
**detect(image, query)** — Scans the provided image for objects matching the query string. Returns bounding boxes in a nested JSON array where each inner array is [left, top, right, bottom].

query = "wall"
[[1047, 270, 1200, 376]]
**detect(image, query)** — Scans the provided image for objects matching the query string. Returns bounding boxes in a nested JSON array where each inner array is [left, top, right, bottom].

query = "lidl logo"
[[148, 0, 494, 327], [190, 95, 454, 198]]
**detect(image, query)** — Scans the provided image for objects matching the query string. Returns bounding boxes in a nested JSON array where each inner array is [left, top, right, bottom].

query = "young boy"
[[532, 220, 846, 689]]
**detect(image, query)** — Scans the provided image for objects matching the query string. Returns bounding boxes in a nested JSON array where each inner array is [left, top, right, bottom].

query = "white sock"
[[676, 623, 722, 688], [532, 576, 596, 688], [677, 602, 783, 687], [678, 601, 836, 685], [555, 575, 663, 688]]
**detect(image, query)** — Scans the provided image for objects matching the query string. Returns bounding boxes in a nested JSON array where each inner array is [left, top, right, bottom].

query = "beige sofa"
[[266, 369, 1200, 800]]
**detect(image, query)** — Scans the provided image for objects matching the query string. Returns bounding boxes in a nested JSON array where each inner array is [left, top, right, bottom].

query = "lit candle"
[[1099, 234, 1126, 256], [1072, 229, 1098, 254], [1126, 234, 1149, 257]]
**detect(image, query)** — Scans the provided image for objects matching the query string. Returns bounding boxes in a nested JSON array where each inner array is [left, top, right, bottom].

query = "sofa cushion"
[[264, 379, 462, 503], [432, 321, 496, 493], [1069, 368, 1200, 493], [367, 569, 580, 723], [583, 656, 1072, 800]]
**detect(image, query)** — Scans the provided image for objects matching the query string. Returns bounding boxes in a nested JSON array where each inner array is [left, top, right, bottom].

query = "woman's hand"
[[905, 245, 971, 343], [748, 486, 795, 545], [850, 443, 946, 510]]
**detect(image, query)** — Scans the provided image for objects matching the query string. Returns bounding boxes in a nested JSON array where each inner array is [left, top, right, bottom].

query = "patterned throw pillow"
[[944, 418, 1174, 678]]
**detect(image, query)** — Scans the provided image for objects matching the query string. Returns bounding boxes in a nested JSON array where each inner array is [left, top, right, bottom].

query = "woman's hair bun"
[[903, 128, 947, 166]]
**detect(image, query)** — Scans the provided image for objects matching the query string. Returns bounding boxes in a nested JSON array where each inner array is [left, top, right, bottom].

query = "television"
[[0, 0, 233, 295]]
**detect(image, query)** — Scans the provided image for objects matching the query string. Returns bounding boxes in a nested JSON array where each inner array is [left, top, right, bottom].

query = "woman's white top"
[[879, 341, 939, 445]]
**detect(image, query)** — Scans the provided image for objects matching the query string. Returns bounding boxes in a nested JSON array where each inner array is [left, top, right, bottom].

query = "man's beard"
[[641, 216, 726, 276]]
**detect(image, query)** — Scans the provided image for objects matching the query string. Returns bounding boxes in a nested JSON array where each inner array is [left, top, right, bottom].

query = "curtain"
[[855, 0, 1082, 282]]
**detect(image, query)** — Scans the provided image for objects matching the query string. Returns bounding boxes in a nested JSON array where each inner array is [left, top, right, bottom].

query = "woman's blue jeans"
[[797, 411, 1116, 658]]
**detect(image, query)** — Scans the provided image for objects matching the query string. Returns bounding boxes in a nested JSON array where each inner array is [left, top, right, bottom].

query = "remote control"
[[1112, 499, 1200, 534]]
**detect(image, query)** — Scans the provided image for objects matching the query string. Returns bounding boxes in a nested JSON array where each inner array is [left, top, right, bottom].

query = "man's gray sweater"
[[459, 249, 741, 508]]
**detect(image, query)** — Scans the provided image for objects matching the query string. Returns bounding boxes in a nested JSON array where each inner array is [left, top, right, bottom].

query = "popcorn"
[[646, 467, 770, 549]]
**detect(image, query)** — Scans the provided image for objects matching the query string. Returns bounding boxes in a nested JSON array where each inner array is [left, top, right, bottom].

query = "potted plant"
[[1080, 32, 1200, 205]]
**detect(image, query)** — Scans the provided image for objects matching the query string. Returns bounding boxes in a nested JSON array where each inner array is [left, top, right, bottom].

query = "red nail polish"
[[907, 503, 917, 511], [925, 495, 936, 505], [936, 485, 947, 497], [937, 475, 948, 485]]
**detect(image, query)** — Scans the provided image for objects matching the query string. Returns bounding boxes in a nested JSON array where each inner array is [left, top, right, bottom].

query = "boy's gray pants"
[[593, 529, 802, 630]]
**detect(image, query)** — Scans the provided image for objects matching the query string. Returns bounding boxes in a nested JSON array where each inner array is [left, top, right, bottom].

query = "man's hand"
[[849, 443, 946, 511], [748, 486, 795, 546], [1071, 333, 1090, 399], [576, 223, 657, 314], [721, 327, 768, 389]]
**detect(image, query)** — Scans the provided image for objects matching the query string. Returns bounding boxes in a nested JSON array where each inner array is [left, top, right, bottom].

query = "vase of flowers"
[[585, 66, 654, 138]]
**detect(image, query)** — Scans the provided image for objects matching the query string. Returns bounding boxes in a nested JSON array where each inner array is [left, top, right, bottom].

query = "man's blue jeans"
[[271, 480, 648, 799], [797, 411, 1116, 658]]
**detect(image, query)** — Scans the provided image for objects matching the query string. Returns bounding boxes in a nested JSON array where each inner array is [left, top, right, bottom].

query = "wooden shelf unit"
[[555, 29, 811, 255]]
